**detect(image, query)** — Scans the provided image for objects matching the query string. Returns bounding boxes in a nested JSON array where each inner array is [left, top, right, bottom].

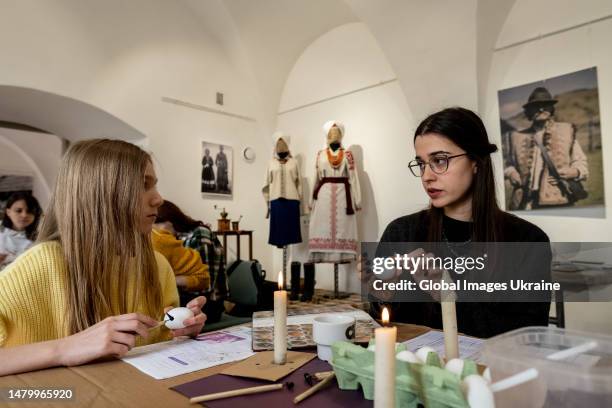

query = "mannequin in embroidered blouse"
[[308, 121, 361, 263], [262, 134, 304, 248]]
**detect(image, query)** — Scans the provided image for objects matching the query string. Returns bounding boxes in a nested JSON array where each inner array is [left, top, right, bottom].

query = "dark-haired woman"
[[371, 107, 551, 338], [153, 200, 225, 323], [0, 192, 42, 270]]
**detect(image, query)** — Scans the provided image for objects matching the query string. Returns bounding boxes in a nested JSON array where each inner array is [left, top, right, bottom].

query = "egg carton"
[[331, 340, 479, 408]]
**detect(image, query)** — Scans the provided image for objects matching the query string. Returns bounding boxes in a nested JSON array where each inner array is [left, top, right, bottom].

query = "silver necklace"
[[442, 229, 472, 258]]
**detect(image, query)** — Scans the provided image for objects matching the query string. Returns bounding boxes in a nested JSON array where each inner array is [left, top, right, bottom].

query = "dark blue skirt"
[[269, 198, 302, 247]]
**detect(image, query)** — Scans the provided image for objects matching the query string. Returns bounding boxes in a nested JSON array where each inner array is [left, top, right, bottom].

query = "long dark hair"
[[156, 200, 204, 233], [414, 107, 502, 242], [2, 192, 42, 240]]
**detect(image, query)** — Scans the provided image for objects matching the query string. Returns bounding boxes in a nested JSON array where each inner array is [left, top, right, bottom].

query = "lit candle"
[[274, 271, 287, 365], [374, 307, 396, 408], [441, 270, 459, 360]]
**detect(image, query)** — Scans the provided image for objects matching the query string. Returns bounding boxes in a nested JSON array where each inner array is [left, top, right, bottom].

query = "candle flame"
[[278, 271, 283, 290], [382, 307, 390, 325]]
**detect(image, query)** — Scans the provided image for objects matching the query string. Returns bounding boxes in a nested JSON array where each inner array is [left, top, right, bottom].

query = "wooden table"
[[0, 323, 432, 408], [215, 230, 253, 261]]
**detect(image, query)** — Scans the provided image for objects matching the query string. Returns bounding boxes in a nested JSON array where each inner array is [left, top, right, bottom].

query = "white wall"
[[482, 0, 612, 333], [277, 23, 418, 292]]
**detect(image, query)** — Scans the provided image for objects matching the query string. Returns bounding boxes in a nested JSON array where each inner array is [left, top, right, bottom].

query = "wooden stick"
[[190, 383, 283, 404], [313, 371, 334, 380], [293, 372, 336, 404]]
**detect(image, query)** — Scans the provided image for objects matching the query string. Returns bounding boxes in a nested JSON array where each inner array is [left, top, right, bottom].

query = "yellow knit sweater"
[[151, 228, 210, 292], [0, 241, 179, 348]]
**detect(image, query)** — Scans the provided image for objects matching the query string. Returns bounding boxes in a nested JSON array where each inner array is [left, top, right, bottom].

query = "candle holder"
[[331, 341, 477, 408]]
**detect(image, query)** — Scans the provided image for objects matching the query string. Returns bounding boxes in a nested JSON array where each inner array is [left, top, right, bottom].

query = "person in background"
[[370, 107, 551, 338], [215, 146, 229, 192], [153, 200, 225, 323], [0, 139, 206, 376], [0, 192, 42, 270], [201, 148, 216, 192], [152, 213, 211, 296]]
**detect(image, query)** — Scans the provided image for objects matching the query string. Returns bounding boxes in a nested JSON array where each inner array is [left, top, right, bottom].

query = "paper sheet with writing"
[[121, 326, 254, 379], [402, 331, 484, 363]]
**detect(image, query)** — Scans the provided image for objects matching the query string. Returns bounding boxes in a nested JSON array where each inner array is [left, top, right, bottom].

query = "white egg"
[[396, 350, 420, 363], [416, 346, 438, 363], [483, 367, 492, 383], [445, 358, 465, 376], [164, 307, 194, 330], [461, 375, 495, 408]]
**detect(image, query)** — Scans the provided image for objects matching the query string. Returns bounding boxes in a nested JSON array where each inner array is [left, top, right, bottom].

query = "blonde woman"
[[0, 139, 206, 376]]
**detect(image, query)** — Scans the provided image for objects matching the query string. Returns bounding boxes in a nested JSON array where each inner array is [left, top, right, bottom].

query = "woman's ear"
[[472, 162, 478, 174]]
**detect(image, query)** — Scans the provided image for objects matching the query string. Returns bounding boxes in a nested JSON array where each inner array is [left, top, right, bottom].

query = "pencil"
[[293, 372, 336, 404], [313, 371, 334, 380], [189, 383, 284, 403]]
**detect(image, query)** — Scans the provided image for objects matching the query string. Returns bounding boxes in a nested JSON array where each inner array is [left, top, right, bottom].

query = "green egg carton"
[[331, 340, 478, 408]]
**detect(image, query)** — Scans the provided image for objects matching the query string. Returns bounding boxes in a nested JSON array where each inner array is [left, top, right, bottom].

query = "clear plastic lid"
[[482, 326, 612, 407]]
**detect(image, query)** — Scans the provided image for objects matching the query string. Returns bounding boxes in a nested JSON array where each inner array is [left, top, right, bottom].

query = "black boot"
[[301, 262, 315, 302], [290, 261, 301, 301]]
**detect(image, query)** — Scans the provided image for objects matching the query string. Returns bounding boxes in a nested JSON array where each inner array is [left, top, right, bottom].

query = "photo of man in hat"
[[503, 86, 589, 210]]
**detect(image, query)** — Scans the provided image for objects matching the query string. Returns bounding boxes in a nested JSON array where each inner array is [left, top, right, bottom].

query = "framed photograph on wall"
[[201, 141, 233, 197], [498, 67, 605, 218], [0, 174, 34, 220]]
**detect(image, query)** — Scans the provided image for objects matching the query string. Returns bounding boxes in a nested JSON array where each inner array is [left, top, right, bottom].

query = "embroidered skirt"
[[308, 181, 357, 263]]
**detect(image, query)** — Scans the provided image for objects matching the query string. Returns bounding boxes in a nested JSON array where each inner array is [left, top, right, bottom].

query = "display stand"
[[322, 260, 352, 299], [282, 245, 288, 287]]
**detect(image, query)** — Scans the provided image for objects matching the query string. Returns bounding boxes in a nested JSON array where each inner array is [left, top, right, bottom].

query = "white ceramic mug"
[[312, 314, 356, 362]]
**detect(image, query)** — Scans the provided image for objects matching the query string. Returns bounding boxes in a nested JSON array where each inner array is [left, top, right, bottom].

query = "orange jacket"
[[151, 228, 210, 292]]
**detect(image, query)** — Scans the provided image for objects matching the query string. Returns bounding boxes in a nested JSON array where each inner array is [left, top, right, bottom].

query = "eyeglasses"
[[408, 154, 468, 177]]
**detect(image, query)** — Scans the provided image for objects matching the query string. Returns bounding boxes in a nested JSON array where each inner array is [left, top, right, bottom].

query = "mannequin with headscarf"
[[262, 133, 304, 248], [308, 121, 361, 263]]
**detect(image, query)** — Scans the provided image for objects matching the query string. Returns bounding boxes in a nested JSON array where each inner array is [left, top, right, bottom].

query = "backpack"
[[226, 259, 275, 316]]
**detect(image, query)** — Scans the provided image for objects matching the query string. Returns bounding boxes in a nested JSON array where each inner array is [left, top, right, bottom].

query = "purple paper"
[[171, 356, 372, 408]]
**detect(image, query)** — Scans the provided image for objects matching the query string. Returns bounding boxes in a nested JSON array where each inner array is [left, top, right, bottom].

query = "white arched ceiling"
[[210, 0, 486, 131], [343, 0, 479, 121], [215, 0, 359, 135], [0, 86, 145, 142]]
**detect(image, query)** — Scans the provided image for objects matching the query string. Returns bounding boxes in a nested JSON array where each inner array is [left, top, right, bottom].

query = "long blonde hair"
[[38, 139, 163, 334]]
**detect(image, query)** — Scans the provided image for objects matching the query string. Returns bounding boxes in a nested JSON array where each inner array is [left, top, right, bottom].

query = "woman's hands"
[[54, 297, 206, 368], [165, 296, 207, 338], [1, 300, 209, 376], [56, 313, 158, 367]]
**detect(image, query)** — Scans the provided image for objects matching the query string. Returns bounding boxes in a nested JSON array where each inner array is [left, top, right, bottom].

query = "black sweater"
[[370, 210, 552, 338]]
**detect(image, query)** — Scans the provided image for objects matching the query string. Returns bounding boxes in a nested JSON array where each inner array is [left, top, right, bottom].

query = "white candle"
[[374, 307, 396, 408], [274, 271, 287, 365], [441, 270, 459, 360]]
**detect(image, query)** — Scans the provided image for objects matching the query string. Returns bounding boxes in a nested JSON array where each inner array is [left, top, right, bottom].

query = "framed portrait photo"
[[201, 141, 233, 197]]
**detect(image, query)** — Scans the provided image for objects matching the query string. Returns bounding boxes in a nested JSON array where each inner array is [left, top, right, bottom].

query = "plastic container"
[[482, 326, 612, 407]]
